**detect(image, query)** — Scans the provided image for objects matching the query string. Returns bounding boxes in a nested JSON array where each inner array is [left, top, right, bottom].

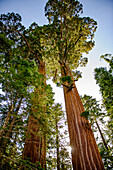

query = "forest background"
[[0, 0, 113, 169]]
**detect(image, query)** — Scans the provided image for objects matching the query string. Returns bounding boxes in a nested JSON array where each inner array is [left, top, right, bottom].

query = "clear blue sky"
[[0, 0, 113, 106]]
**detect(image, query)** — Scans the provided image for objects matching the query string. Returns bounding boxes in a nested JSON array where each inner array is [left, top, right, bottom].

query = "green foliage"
[[0, 33, 14, 52], [44, 0, 97, 81], [0, 11, 72, 170], [81, 95, 103, 122], [0, 12, 54, 169], [94, 54, 113, 169], [0, 155, 44, 170], [94, 54, 113, 115], [46, 104, 72, 169], [61, 76, 72, 84], [80, 111, 89, 120], [1, 0, 107, 168], [0, 52, 45, 168]]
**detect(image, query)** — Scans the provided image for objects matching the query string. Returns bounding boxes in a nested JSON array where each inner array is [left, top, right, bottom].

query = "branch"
[[62, 83, 75, 90], [14, 29, 35, 54], [68, 34, 82, 53], [53, 69, 58, 81], [8, 26, 42, 63], [0, 105, 14, 137], [0, 97, 23, 137], [64, 39, 68, 62]]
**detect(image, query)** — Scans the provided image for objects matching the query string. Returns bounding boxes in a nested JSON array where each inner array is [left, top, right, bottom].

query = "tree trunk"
[[60, 62, 104, 170], [40, 134, 46, 169], [56, 115, 60, 170], [0, 105, 14, 137], [22, 61, 46, 169], [0, 97, 23, 152], [95, 120, 108, 151], [1, 116, 16, 154], [22, 115, 40, 162]]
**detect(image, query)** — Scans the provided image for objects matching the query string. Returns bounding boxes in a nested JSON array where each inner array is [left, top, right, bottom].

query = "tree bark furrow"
[[65, 91, 81, 169], [70, 93, 86, 170], [71, 90, 94, 169], [72, 89, 97, 169]]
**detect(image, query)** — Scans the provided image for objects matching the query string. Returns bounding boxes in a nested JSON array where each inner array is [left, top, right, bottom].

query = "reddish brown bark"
[[61, 62, 104, 170], [22, 61, 46, 169], [22, 116, 40, 163]]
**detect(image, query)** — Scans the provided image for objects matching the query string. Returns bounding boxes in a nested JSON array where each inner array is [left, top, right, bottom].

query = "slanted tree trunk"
[[0, 97, 23, 153], [0, 97, 23, 165], [0, 105, 14, 138], [56, 114, 60, 170], [60, 62, 104, 170], [22, 61, 46, 169], [1, 115, 17, 154], [95, 120, 108, 151]]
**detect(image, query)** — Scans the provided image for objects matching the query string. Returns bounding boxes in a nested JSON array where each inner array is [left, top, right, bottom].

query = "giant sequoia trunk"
[[60, 62, 104, 170], [22, 116, 46, 166], [22, 61, 46, 169]]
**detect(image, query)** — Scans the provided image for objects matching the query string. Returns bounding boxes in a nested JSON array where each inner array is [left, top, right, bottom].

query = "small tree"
[[46, 104, 72, 170], [94, 54, 113, 169], [81, 94, 113, 169]]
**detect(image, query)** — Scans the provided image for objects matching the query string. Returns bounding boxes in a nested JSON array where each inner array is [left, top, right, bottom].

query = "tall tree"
[[0, 13, 53, 169], [45, 0, 104, 169], [0, 37, 44, 169], [21, 23, 54, 169]]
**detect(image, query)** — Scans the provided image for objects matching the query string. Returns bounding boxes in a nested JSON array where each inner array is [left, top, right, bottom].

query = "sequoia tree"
[[0, 13, 53, 169], [0, 23, 46, 169], [44, 0, 104, 169], [20, 23, 47, 169]]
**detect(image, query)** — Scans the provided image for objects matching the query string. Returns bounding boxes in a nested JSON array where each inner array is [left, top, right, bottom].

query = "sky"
[[0, 0, 113, 109]]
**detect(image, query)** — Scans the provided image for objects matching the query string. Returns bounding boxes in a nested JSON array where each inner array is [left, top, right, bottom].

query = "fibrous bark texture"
[[22, 62, 46, 169], [61, 62, 104, 170], [22, 116, 46, 166]]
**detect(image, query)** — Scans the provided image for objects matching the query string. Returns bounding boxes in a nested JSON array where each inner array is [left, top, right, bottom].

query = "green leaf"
[[80, 111, 89, 119]]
